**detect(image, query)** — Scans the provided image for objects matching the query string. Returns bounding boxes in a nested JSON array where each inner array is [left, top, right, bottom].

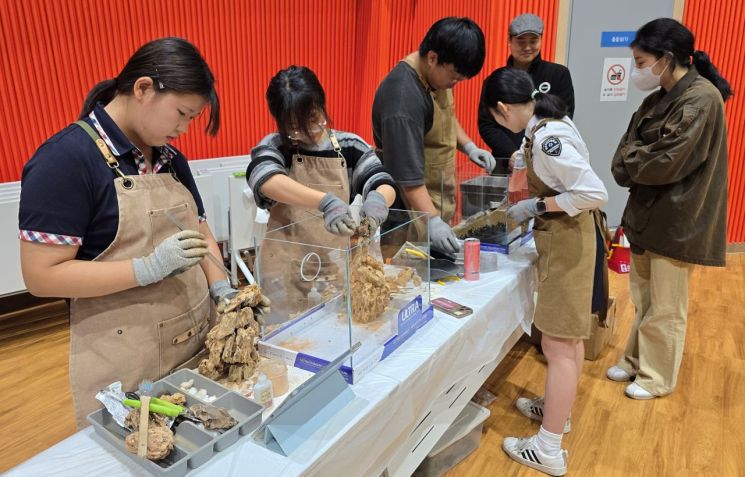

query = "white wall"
[[566, 0, 675, 226], [0, 155, 251, 297]]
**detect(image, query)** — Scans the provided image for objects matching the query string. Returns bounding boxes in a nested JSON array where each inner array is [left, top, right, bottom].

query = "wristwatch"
[[535, 198, 547, 214]]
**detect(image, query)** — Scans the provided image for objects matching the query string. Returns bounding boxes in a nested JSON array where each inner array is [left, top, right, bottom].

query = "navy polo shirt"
[[19, 104, 206, 261]]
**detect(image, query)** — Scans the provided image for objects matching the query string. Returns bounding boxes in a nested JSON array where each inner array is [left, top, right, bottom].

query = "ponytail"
[[693, 50, 733, 101], [633, 18, 733, 102], [76, 37, 220, 135], [534, 93, 568, 120], [79, 79, 117, 119], [483, 67, 568, 120]]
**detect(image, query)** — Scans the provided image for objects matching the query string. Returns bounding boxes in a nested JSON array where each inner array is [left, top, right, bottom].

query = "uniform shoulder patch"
[[541, 136, 562, 156]]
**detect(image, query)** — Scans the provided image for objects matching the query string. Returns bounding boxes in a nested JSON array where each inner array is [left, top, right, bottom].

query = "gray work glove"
[[507, 197, 544, 223], [429, 216, 460, 254], [360, 190, 389, 231], [132, 230, 208, 286], [318, 192, 357, 236], [463, 141, 496, 173], [210, 279, 239, 313]]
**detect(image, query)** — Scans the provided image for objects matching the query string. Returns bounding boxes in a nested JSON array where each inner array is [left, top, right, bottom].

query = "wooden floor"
[[1, 254, 743, 475], [446, 253, 745, 477]]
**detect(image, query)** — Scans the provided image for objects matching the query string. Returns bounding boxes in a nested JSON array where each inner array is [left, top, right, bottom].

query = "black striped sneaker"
[[515, 396, 572, 433], [502, 435, 568, 476]]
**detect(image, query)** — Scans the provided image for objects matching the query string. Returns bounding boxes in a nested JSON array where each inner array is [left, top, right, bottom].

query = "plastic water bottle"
[[307, 285, 322, 306], [254, 372, 274, 407]]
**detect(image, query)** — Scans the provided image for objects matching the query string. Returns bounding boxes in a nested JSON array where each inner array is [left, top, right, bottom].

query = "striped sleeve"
[[336, 132, 396, 198], [246, 133, 289, 209]]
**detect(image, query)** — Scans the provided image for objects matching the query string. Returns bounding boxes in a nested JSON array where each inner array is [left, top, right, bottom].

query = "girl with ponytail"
[[609, 18, 730, 402], [483, 66, 608, 476], [19, 37, 231, 427]]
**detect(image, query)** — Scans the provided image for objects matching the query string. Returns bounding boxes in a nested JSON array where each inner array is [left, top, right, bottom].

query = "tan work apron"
[[69, 121, 212, 428], [258, 130, 350, 322], [400, 56, 457, 239], [525, 119, 596, 340]]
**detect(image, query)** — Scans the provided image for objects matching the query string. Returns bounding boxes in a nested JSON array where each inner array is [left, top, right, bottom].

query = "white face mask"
[[630, 57, 669, 91]]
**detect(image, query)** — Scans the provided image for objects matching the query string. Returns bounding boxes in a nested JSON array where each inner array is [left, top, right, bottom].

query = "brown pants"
[[617, 250, 693, 396]]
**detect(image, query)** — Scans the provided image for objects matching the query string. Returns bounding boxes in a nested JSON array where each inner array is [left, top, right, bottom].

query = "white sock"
[[535, 425, 563, 456]]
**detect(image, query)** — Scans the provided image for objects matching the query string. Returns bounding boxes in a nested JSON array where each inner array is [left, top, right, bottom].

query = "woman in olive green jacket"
[[609, 18, 731, 400]]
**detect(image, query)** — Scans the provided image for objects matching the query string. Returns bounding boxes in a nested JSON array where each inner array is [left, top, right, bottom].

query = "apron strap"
[[74, 120, 133, 189], [291, 129, 347, 164], [592, 209, 611, 325], [326, 129, 347, 162]]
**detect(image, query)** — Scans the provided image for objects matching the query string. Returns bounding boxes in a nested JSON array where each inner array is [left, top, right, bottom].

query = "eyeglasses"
[[287, 119, 327, 140]]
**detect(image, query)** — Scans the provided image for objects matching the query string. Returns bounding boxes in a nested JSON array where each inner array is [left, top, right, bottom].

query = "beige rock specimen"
[[199, 284, 267, 382], [124, 426, 174, 461], [158, 392, 186, 406], [124, 408, 169, 431], [190, 403, 237, 430], [349, 220, 391, 323]]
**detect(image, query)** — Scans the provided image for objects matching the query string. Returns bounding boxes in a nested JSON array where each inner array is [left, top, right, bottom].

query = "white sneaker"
[[625, 382, 656, 400], [502, 435, 568, 476], [607, 365, 635, 382], [515, 396, 571, 433]]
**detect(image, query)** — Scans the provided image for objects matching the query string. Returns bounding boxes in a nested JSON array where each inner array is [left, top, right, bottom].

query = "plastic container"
[[254, 373, 274, 407], [164, 368, 229, 403], [459, 175, 508, 219], [87, 369, 263, 476], [258, 358, 289, 396], [258, 209, 432, 385], [413, 402, 490, 477]]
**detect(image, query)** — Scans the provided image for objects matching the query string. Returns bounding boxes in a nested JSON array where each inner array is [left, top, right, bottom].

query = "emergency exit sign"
[[601, 31, 635, 47]]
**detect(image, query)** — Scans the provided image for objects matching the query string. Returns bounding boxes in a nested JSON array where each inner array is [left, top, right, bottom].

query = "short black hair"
[[483, 67, 567, 120], [265, 65, 329, 146], [418, 17, 486, 78]]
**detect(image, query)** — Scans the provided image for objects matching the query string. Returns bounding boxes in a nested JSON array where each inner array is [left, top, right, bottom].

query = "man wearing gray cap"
[[478, 13, 575, 174]]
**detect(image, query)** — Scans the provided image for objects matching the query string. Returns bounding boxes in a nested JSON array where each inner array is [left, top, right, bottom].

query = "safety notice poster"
[[600, 57, 632, 102]]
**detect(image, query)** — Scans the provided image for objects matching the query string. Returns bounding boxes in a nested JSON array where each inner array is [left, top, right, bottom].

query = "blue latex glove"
[[506, 197, 543, 222]]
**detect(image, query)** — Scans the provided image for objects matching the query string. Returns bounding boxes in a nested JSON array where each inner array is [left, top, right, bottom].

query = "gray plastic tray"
[[87, 369, 263, 476]]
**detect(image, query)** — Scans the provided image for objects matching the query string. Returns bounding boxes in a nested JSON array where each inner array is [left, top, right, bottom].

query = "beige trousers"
[[617, 250, 693, 396]]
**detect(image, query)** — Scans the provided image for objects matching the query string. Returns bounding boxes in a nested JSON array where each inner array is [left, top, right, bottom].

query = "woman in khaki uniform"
[[19, 38, 235, 428], [483, 67, 608, 476], [246, 66, 397, 322], [609, 19, 731, 400]]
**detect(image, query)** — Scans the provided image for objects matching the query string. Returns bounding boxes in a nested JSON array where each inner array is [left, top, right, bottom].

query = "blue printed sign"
[[601, 31, 635, 48], [397, 295, 423, 335]]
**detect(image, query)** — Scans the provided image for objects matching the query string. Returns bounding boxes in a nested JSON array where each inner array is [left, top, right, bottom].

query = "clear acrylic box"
[[455, 175, 526, 249], [256, 209, 432, 383], [459, 175, 509, 219]]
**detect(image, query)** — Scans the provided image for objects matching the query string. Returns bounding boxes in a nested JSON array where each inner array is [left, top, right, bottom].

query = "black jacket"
[[478, 54, 575, 174]]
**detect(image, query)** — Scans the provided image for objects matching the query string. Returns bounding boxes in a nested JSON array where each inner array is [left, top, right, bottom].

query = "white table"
[[7, 247, 536, 477]]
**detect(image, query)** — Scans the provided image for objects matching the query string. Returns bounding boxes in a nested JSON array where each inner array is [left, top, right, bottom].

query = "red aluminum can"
[[463, 238, 480, 281]]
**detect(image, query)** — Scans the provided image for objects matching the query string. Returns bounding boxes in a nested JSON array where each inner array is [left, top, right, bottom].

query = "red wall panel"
[[0, 0, 559, 223], [684, 1, 745, 243], [0, 0, 359, 181]]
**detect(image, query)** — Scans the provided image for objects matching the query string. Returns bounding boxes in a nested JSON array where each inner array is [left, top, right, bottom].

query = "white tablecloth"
[[7, 247, 537, 477]]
